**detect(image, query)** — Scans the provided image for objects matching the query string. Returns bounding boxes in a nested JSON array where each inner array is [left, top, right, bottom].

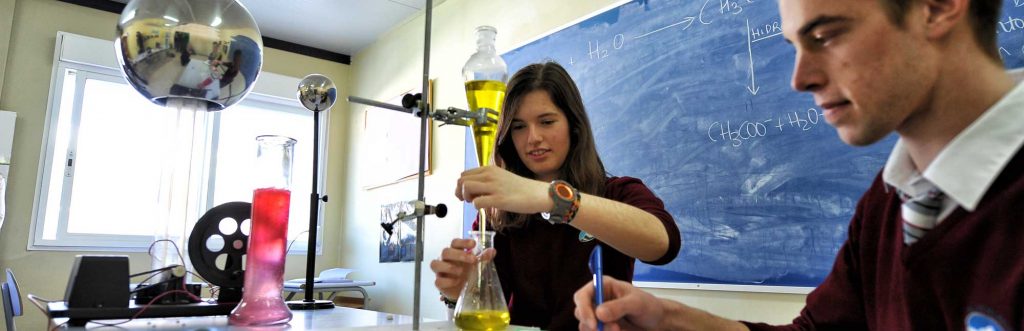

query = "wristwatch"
[[541, 180, 581, 225]]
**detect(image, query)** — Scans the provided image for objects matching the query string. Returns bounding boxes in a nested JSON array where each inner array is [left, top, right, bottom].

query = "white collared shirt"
[[883, 82, 1024, 222]]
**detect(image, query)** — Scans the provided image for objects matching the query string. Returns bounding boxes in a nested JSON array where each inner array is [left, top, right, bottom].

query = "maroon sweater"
[[744, 149, 1024, 330], [488, 176, 680, 330]]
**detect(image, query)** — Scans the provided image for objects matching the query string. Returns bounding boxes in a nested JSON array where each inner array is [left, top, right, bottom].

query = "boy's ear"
[[922, 0, 969, 39]]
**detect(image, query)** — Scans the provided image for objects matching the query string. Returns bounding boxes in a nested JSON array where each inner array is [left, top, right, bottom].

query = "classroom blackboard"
[[465, 0, 1024, 291]]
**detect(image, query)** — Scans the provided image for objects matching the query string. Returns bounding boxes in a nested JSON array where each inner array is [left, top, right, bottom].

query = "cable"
[[131, 271, 169, 294], [184, 270, 222, 303], [27, 294, 70, 331], [129, 264, 183, 279], [141, 238, 208, 301], [48, 320, 68, 331], [147, 239, 187, 267], [38, 238, 233, 328], [26, 294, 54, 315], [175, 274, 204, 303], [140, 232, 244, 304], [86, 289, 198, 328], [34, 287, 207, 329], [185, 270, 209, 284], [286, 229, 310, 254], [130, 264, 187, 293]]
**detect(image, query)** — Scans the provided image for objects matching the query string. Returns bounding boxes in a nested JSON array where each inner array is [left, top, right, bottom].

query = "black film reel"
[[188, 201, 251, 289]]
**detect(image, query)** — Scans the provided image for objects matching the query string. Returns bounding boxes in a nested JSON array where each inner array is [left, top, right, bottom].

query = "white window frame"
[[28, 31, 328, 254]]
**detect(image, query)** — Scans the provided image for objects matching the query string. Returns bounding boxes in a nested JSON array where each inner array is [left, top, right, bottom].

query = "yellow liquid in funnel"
[[465, 80, 505, 167], [454, 309, 511, 331]]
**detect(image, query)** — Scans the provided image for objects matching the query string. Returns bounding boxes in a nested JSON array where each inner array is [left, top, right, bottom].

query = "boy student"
[[574, 0, 1024, 330]]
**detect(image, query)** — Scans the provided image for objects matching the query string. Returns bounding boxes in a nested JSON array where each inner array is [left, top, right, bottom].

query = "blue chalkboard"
[[465, 0, 1024, 290]]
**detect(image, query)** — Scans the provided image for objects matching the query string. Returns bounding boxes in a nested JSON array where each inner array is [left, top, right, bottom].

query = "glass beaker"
[[454, 230, 510, 331], [229, 135, 296, 326]]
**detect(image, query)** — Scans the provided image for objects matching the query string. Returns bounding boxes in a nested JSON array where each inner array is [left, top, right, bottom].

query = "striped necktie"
[[900, 187, 945, 245]]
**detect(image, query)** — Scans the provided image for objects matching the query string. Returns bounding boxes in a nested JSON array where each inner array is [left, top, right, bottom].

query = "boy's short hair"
[[880, 0, 1001, 59]]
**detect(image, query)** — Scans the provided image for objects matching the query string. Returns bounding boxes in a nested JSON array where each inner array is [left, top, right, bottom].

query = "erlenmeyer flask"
[[454, 230, 510, 330]]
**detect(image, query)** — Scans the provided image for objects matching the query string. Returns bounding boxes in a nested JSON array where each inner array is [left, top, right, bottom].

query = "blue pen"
[[589, 244, 604, 331]]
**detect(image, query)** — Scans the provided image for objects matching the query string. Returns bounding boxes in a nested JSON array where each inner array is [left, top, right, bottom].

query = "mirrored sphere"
[[116, 0, 263, 111], [297, 74, 337, 112]]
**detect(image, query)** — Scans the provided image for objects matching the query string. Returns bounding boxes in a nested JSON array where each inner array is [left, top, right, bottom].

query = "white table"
[[55, 306, 443, 330], [54, 306, 540, 330]]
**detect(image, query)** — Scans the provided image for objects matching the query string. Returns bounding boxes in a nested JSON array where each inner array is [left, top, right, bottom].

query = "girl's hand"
[[455, 166, 552, 214]]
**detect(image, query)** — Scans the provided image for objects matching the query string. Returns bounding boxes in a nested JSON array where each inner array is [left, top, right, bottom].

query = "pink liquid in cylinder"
[[229, 187, 293, 326]]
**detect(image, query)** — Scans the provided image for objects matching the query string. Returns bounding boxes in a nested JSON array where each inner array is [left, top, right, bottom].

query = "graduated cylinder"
[[229, 135, 296, 326]]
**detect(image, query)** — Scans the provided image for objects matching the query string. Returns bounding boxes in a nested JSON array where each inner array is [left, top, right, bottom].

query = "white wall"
[[343, 0, 807, 324]]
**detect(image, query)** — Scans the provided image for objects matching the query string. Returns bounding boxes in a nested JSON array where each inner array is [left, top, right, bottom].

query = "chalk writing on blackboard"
[[707, 108, 822, 147]]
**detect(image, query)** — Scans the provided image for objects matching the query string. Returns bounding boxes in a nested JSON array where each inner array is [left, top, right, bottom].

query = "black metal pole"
[[288, 85, 334, 310], [304, 108, 321, 303], [413, 0, 433, 328]]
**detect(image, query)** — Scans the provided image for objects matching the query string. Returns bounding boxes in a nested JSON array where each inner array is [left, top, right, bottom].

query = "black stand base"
[[286, 300, 335, 310]]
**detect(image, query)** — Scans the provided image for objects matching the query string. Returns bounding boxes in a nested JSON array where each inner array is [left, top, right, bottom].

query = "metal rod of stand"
[[348, 96, 413, 114], [304, 107, 322, 303], [413, 0, 433, 328]]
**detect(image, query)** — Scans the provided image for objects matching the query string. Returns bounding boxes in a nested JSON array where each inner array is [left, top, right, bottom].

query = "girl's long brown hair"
[[491, 62, 607, 230]]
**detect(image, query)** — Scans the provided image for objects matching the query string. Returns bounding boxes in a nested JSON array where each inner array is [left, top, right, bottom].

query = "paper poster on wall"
[[0, 173, 6, 230], [0, 110, 13, 166], [363, 81, 434, 190], [0, 110, 15, 231], [379, 200, 416, 263]]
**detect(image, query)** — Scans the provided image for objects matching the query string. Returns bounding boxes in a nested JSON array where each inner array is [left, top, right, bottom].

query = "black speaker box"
[[64, 255, 130, 308]]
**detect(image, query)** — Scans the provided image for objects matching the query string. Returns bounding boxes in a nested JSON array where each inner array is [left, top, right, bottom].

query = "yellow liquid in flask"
[[454, 309, 511, 331]]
